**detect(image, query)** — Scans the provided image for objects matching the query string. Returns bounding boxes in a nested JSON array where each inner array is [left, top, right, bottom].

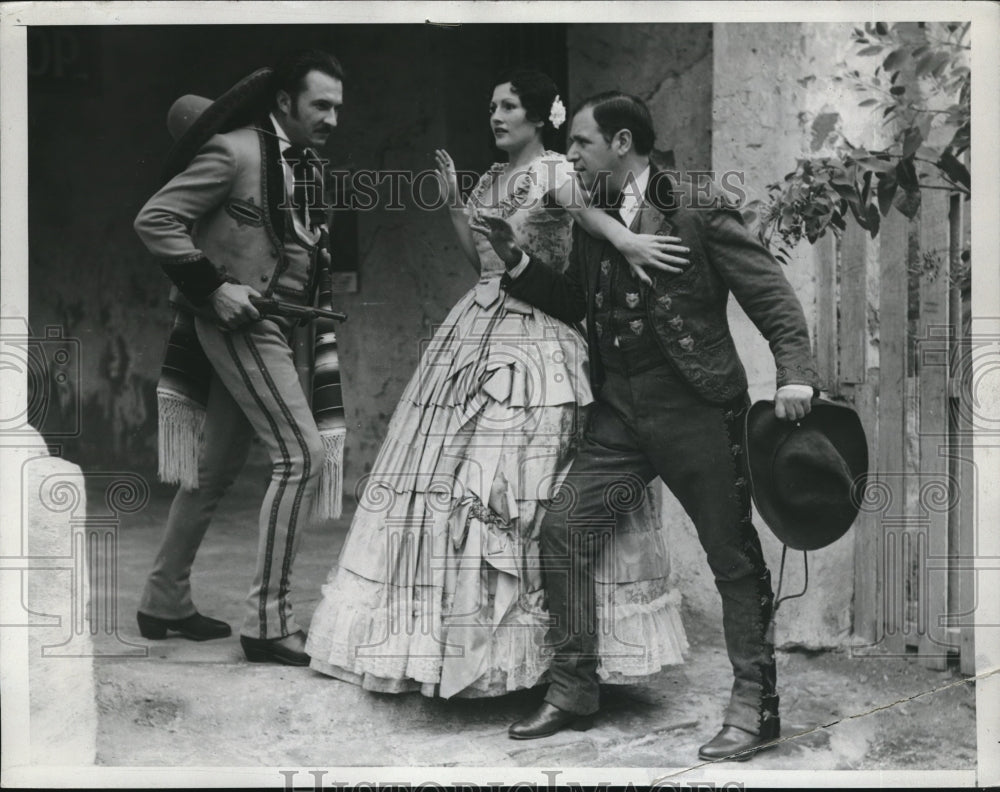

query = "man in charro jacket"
[[132, 50, 343, 666], [473, 91, 820, 760]]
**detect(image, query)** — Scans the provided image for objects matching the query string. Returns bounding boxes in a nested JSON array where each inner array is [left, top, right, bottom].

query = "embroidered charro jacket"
[[502, 167, 820, 403], [134, 121, 321, 311]]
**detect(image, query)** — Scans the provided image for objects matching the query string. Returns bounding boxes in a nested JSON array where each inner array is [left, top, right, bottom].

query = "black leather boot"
[[712, 547, 780, 756], [240, 629, 310, 666], [508, 702, 594, 740], [137, 611, 232, 641], [698, 717, 780, 762]]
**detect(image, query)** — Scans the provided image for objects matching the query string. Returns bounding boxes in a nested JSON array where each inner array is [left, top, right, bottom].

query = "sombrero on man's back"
[[160, 67, 274, 184]]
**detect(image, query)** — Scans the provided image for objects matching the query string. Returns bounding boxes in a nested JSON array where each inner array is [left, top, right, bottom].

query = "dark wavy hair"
[[574, 91, 655, 156], [493, 68, 562, 148], [272, 49, 345, 110]]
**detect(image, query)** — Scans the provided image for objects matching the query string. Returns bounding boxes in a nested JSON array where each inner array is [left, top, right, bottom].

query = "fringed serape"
[[156, 277, 346, 519]]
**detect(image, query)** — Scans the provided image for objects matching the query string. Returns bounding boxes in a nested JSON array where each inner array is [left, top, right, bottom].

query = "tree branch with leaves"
[[746, 21, 970, 263]]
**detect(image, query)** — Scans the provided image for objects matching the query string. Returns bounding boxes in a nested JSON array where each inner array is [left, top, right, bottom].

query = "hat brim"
[[744, 398, 869, 550], [160, 67, 275, 184]]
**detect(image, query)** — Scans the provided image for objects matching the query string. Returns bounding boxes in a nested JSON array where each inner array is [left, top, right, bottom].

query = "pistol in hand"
[[249, 296, 347, 325]]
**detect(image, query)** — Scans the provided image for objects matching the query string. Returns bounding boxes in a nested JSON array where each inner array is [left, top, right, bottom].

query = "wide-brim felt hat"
[[744, 398, 869, 551], [160, 67, 274, 184]]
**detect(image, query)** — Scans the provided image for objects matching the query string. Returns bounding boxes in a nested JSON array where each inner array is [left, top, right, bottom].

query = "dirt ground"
[[89, 459, 978, 773]]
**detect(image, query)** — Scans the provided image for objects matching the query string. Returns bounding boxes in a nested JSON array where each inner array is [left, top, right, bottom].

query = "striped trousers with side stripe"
[[140, 315, 323, 640]]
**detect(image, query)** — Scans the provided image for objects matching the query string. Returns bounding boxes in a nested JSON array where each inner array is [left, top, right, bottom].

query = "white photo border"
[[1, 1, 997, 788]]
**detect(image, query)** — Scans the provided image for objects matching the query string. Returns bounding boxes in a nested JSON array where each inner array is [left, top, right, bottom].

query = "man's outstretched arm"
[[470, 213, 587, 324]]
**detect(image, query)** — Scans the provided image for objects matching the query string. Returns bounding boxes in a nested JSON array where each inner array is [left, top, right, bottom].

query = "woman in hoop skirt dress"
[[306, 69, 689, 698]]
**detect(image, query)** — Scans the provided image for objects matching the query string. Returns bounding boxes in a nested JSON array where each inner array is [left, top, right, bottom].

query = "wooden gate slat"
[[873, 211, 909, 654], [952, 196, 976, 675], [851, 374, 880, 642], [815, 234, 838, 392], [916, 190, 951, 669], [947, 196, 963, 637], [877, 211, 909, 655], [840, 221, 868, 384]]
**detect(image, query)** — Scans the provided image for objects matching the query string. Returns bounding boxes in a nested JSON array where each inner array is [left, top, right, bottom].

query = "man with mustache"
[[473, 91, 819, 761], [133, 49, 343, 665]]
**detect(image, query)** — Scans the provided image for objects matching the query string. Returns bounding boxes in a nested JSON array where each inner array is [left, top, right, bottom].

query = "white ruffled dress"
[[306, 152, 688, 697]]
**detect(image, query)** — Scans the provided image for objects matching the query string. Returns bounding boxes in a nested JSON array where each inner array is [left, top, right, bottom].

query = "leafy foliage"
[[746, 21, 970, 261]]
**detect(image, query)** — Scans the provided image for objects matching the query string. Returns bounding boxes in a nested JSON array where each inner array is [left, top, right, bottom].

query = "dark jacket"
[[502, 167, 819, 403]]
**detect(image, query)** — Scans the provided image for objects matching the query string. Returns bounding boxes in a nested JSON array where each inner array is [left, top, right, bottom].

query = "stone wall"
[[567, 23, 713, 172], [0, 426, 99, 766]]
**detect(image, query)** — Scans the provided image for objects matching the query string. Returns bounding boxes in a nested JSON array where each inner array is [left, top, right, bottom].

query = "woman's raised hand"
[[621, 233, 691, 286], [434, 149, 460, 207]]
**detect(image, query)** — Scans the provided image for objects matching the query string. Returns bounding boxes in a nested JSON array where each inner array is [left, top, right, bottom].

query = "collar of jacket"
[[645, 162, 740, 219], [253, 118, 287, 251], [633, 162, 677, 237]]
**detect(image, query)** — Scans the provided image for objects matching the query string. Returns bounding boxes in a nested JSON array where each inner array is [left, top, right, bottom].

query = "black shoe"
[[137, 611, 232, 641], [240, 630, 310, 666], [508, 702, 593, 740], [698, 724, 780, 762]]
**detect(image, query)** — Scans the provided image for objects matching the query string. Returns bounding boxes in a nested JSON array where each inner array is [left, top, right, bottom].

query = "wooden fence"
[[815, 190, 974, 673]]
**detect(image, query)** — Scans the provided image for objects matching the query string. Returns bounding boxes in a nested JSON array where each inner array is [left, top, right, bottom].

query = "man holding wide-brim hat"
[[133, 49, 345, 666], [473, 90, 827, 760]]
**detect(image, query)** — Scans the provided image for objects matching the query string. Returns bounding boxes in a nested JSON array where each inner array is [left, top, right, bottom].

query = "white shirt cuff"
[[776, 384, 814, 397], [507, 251, 530, 279]]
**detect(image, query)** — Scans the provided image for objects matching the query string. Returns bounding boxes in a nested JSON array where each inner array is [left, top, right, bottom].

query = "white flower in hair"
[[549, 95, 566, 130]]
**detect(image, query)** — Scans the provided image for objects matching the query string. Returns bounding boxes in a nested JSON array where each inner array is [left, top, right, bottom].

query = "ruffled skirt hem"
[[306, 572, 688, 699]]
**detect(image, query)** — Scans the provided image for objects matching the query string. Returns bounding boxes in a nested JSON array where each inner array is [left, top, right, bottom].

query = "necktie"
[[285, 146, 317, 229]]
